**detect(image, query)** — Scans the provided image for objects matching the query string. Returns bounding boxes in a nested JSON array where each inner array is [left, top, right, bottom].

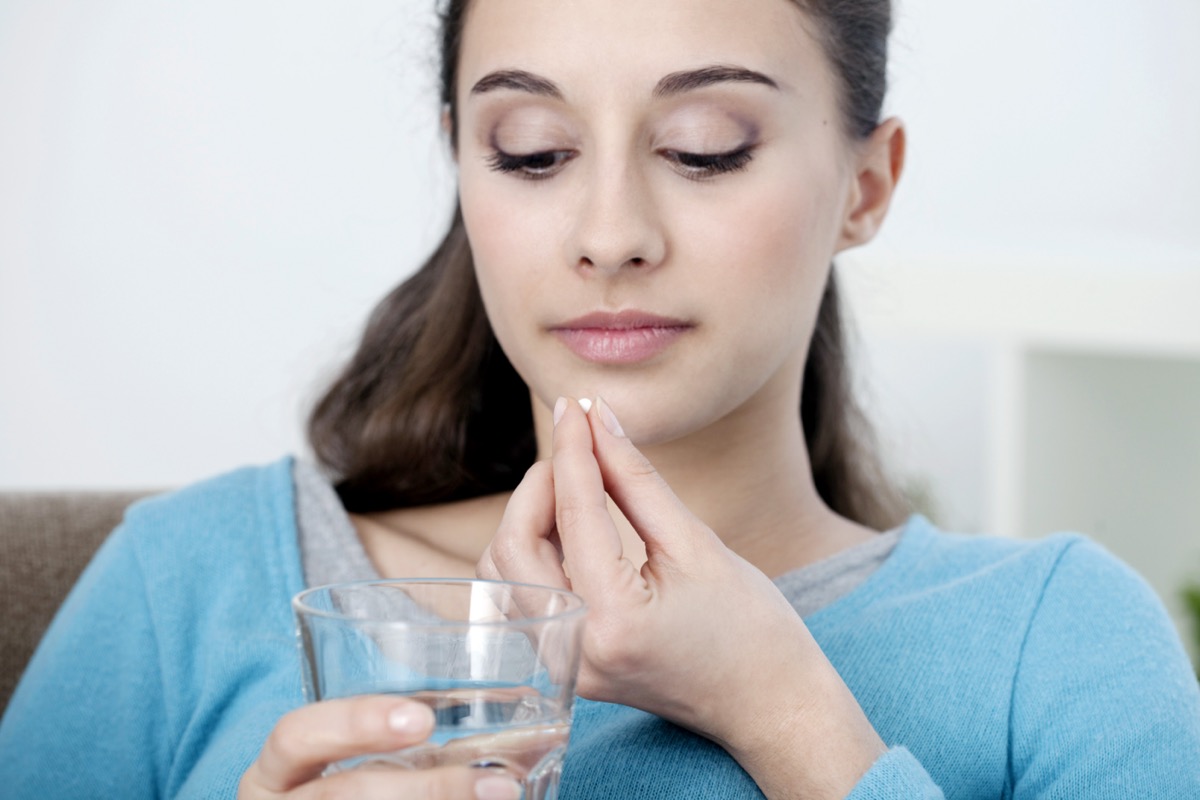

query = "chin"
[[604, 393, 720, 450]]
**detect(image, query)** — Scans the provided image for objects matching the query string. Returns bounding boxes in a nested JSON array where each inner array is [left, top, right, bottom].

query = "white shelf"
[[840, 255, 1200, 358], [840, 254, 1200, 662]]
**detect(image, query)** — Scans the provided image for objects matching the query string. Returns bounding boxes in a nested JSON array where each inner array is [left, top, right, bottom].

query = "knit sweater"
[[1, 457, 1197, 798]]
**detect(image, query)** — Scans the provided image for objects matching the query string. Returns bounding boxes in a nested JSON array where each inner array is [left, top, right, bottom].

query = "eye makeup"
[[661, 145, 757, 180], [486, 148, 576, 179], [653, 105, 761, 181], [473, 87, 770, 182]]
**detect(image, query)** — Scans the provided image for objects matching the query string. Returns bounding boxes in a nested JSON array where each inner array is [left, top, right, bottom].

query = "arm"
[[1009, 538, 1200, 797], [0, 515, 526, 800], [0, 524, 168, 798]]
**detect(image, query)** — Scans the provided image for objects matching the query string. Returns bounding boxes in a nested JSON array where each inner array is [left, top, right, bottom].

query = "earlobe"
[[835, 117, 906, 251]]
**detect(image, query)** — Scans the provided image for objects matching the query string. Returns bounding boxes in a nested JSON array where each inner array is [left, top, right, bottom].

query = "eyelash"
[[486, 150, 574, 179], [665, 148, 755, 180], [485, 146, 756, 181]]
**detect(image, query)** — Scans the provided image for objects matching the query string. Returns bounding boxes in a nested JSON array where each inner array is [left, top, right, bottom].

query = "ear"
[[834, 117, 905, 252]]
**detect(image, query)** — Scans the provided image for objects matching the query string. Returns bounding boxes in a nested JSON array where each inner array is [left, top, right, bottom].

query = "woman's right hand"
[[237, 695, 522, 799]]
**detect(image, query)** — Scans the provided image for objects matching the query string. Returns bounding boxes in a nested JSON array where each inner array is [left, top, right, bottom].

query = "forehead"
[[457, 0, 829, 101]]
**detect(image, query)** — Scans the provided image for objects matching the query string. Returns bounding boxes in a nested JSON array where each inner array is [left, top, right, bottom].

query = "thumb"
[[588, 396, 712, 562]]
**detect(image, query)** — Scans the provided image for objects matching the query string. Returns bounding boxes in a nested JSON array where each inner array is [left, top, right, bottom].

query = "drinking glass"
[[293, 579, 586, 798]]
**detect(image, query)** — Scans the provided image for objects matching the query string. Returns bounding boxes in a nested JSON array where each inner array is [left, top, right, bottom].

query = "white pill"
[[578, 398, 593, 413]]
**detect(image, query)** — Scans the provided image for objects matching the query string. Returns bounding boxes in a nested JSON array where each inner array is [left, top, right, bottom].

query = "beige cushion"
[[0, 491, 155, 715]]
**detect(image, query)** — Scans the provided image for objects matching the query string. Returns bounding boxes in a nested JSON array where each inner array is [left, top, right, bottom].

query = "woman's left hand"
[[476, 397, 886, 798]]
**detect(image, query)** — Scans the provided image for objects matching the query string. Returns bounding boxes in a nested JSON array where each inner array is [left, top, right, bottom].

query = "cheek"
[[676, 166, 841, 336], [460, 172, 553, 329]]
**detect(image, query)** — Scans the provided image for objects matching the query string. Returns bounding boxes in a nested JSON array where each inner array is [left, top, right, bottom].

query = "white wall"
[[879, 0, 1200, 264], [1, 0, 456, 487], [2, 0, 1198, 503]]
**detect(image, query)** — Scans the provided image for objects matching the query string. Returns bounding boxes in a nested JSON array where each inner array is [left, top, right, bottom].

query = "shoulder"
[[118, 456, 301, 583], [100, 456, 306, 640], [895, 515, 1164, 619], [113, 458, 309, 778], [824, 517, 1200, 794], [1, 457, 308, 798], [873, 515, 1096, 604], [900, 514, 1081, 570], [882, 515, 1182, 640], [123, 456, 297, 545], [822, 515, 1185, 680], [887, 516, 1198, 722]]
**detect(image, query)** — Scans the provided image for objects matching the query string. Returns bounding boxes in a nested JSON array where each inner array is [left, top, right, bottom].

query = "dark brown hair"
[[309, 0, 906, 529]]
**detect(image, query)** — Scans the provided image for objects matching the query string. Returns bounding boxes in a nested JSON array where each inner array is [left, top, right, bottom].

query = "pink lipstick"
[[549, 311, 693, 365]]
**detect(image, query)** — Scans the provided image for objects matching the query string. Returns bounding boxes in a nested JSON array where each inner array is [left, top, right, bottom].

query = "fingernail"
[[578, 397, 592, 414], [387, 705, 428, 734], [597, 396, 625, 437], [552, 396, 567, 427], [475, 774, 523, 800]]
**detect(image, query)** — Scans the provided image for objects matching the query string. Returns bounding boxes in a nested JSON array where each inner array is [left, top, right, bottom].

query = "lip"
[[549, 310, 694, 364]]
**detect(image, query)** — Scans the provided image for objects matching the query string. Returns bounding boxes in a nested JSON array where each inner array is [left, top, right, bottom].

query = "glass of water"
[[293, 579, 586, 798]]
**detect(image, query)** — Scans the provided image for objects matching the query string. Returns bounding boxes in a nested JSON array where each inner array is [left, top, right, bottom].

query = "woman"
[[2, 0, 1197, 798]]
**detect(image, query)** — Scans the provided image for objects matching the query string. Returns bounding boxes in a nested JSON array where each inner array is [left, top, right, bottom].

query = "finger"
[[475, 542, 502, 581], [249, 696, 434, 791], [482, 460, 568, 589], [589, 396, 709, 561], [551, 397, 640, 599], [286, 765, 522, 800]]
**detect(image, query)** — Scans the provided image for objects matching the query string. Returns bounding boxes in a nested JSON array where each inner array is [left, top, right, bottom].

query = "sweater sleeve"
[[845, 747, 945, 799], [0, 522, 169, 798], [1009, 537, 1200, 798]]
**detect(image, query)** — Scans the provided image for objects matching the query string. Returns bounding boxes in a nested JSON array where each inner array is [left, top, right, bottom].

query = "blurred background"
[[2, 0, 1198, 660]]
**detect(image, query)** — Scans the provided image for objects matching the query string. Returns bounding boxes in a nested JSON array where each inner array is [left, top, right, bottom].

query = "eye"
[[663, 146, 755, 180], [486, 149, 575, 180]]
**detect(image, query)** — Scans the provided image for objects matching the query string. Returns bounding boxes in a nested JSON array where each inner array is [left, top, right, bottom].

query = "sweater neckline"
[[802, 515, 935, 625], [291, 457, 922, 620]]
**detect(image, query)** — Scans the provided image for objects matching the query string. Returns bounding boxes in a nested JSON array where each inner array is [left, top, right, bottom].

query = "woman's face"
[[457, 0, 879, 445]]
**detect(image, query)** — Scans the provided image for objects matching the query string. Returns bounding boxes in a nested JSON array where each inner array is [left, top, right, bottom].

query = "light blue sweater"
[[1, 457, 1198, 798]]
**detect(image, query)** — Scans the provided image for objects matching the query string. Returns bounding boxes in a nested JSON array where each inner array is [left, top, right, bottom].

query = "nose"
[[567, 157, 666, 275]]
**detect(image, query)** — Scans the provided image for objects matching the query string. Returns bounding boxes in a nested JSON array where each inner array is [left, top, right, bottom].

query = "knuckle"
[[265, 711, 310, 766], [556, 497, 596, 532], [489, 535, 523, 570], [585, 617, 637, 673], [516, 460, 553, 496], [476, 544, 498, 577], [623, 450, 659, 481], [525, 459, 552, 482], [476, 556, 500, 581]]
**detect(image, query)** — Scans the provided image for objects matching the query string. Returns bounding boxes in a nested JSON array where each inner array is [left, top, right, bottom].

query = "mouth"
[[548, 310, 694, 365]]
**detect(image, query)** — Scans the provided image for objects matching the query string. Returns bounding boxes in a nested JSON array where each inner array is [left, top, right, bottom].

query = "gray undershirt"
[[293, 460, 900, 618]]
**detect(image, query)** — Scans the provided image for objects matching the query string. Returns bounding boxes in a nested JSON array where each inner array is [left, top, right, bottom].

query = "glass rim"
[[291, 577, 588, 627]]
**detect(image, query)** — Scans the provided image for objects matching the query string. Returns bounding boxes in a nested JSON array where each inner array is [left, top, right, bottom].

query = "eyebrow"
[[470, 70, 562, 99], [653, 65, 780, 97], [468, 64, 779, 100]]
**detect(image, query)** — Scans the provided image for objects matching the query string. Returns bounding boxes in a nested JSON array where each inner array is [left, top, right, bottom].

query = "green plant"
[[1182, 580, 1200, 680]]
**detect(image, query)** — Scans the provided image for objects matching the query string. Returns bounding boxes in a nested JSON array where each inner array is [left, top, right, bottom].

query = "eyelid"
[[653, 104, 761, 151], [483, 144, 757, 182], [483, 102, 578, 152], [661, 144, 757, 180], [485, 148, 576, 180]]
